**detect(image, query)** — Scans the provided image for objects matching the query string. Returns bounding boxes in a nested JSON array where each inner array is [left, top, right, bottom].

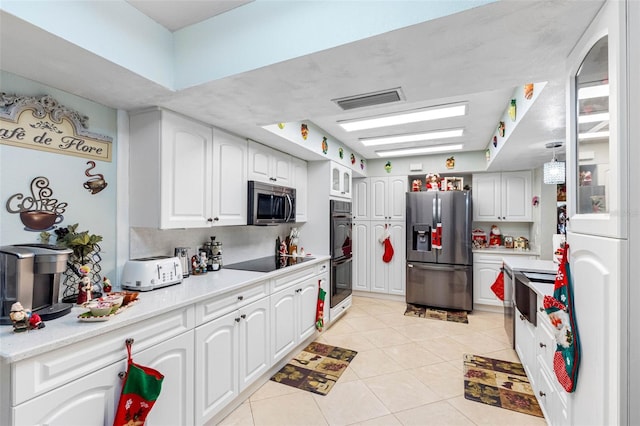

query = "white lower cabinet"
[[370, 221, 405, 295], [473, 253, 503, 307], [195, 297, 270, 425], [270, 276, 319, 363], [353, 220, 370, 291]]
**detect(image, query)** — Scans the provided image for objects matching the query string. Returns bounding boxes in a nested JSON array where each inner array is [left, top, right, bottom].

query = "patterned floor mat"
[[404, 303, 469, 323]]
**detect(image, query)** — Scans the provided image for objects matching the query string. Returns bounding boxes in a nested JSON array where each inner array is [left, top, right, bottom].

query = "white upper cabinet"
[[330, 161, 352, 199], [291, 156, 308, 222], [352, 178, 370, 220], [129, 109, 214, 229], [566, 0, 628, 239], [129, 109, 247, 229], [370, 176, 407, 221], [248, 141, 292, 186], [212, 128, 248, 226], [472, 171, 532, 222]]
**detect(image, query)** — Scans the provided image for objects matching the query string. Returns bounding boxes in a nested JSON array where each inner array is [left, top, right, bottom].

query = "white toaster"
[[121, 256, 183, 291]]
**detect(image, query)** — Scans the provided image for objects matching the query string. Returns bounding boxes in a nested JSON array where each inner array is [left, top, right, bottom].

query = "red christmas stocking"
[[315, 280, 326, 331], [113, 340, 164, 426], [382, 237, 394, 262]]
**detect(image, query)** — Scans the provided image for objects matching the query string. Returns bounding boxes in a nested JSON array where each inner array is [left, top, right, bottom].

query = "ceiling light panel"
[[360, 128, 464, 146], [376, 144, 464, 157], [339, 103, 467, 132]]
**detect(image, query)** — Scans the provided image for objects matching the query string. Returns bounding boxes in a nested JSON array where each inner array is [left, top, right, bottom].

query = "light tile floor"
[[218, 296, 547, 426]]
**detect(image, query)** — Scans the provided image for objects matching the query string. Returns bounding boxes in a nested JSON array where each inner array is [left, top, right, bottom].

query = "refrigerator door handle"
[[437, 198, 442, 223], [432, 198, 437, 227], [407, 263, 470, 272]]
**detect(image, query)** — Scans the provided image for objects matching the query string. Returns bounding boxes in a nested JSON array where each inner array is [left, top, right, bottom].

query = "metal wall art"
[[83, 160, 108, 194], [6, 176, 68, 231]]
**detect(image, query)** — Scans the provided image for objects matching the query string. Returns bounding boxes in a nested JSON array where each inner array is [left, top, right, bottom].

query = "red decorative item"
[[490, 270, 504, 301], [315, 280, 326, 331], [431, 223, 442, 249], [114, 339, 164, 426], [382, 238, 394, 263]]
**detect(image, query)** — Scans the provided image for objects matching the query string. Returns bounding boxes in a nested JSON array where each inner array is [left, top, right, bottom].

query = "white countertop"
[[473, 246, 540, 256], [503, 257, 558, 274], [0, 255, 330, 363], [527, 280, 556, 298]]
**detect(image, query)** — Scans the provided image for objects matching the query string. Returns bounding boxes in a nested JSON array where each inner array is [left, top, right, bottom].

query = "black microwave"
[[247, 181, 296, 225]]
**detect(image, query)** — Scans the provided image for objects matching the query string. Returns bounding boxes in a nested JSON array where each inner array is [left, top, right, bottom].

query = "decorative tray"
[[77, 299, 139, 322]]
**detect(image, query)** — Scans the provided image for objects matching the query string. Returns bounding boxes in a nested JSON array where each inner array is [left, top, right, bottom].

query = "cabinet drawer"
[[536, 312, 557, 375], [315, 261, 329, 276], [196, 281, 268, 324], [12, 307, 194, 405], [270, 264, 317, 293]]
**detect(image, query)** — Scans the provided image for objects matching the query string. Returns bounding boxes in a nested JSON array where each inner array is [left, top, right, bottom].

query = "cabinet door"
[[272, 150, 292, 186], [388, 176, 407, 221], [330, 162, 351, 199], [297, 277, 320, 342], [238, 297, 270, 392], [195, 310, 238, 424], [341, 166, 352, 198], [13, 359, 122, 425], [291, 157, 308, 222], [370, 222, 389, 293], [472, 173, 502, 221], [387, 222, 406, 295], [160, 111, 213, 229], [138, 331, 195, 426], [248, 142, 272, 183], [352, 178, 370, 220], [212, 129, 247, 226], [472, 255, 503, 306], [353, 221, 370, 291], [270, 287, 297, 363], [501, 171, 532, 221], [370, 177, 388, 221]]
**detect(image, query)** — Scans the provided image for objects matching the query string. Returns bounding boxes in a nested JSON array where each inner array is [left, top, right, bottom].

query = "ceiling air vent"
[[333, 88, 405, 111]]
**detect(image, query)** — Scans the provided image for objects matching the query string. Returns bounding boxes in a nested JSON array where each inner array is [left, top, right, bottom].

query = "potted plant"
[[54, 224, 104, 302]]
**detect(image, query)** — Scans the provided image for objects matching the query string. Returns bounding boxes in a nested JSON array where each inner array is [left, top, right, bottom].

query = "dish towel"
[[542, 244, 581, 393]]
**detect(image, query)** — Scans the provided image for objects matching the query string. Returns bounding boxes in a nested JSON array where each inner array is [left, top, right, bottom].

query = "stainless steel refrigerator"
[[406, 190, 473, 311]]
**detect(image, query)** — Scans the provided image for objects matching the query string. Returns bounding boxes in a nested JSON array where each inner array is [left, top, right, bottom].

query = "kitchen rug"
[[404, 303, 468, 323], [463, 354, 543, 418], [270, 342, 357, 396]]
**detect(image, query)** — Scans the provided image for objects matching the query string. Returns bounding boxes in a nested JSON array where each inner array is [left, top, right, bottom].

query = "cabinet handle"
[[237, 295, 244, 301], [118, 371, 127, 379], [213, 217, 219, 222], [539, 391, 546, 397], [235, 317, 241, 322], [539, 342, 547, 348], [240, 314, 246, 319], [539, 307, 545, 312], [520, 314, 525, 321], [296, 288, 301, 293], [207, 218, 213, 222]]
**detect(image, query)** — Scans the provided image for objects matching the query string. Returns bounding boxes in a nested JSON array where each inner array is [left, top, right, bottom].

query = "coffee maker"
[[0, 244, 73, 325]]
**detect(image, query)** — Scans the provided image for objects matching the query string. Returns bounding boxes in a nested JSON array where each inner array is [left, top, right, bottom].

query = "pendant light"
[[543, 141, 565, 184]]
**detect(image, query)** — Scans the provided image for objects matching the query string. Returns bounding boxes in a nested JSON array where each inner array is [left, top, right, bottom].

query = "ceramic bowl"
[[89, 301, 113, 317], [102, 294, 123, 310], [108, 291, 138, 306]]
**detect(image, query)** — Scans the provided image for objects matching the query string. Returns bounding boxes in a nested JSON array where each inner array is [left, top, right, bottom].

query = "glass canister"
[[211, 241, 222, 256], [210, 255, 222, 271]]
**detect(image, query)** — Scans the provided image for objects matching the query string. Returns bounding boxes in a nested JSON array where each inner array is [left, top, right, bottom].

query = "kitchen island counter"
[[502, 256, 557, 274], [0, 255, 330, 363]]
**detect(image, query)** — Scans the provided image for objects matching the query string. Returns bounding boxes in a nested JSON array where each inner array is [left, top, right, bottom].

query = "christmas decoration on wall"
[[321, 137, 328, 154], [446, 156, 455, 169], [498, 121, 506, 137], [350, 153, 356, 164], [0, 93, 113, 161], [509, 99, 517, 121], [6, 176, 68, 231], [384, 161, 392, 173], [524, 83, 534, 100], [338, 147, 344, 159], [277, 123, 285, 129], [485, 149, 491, 162], [301, 124, 309, 140], [83, 160, 108, 194], [360, 159, 365, 170], [493, 136, 498, 147]]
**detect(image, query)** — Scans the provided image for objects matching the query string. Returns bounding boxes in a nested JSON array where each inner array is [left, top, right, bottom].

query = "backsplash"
[[130, 224, 310, 265]]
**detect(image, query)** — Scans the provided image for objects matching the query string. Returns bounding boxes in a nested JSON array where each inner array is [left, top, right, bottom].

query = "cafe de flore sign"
[[0, 93, 113, 162]]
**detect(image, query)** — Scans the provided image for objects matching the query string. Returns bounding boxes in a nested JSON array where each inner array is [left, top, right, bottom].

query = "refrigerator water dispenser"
[[412, 224, 432, 252]]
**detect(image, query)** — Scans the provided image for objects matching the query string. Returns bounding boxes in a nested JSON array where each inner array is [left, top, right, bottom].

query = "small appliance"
[[174, 247, 190, 278], [121, 256, 183, 291], [247, 180, 296, 225], [0, 244, 73, 324]]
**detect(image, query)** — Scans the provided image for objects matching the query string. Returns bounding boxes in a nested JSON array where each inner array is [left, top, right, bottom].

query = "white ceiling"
[[0, 1, 605, 170]]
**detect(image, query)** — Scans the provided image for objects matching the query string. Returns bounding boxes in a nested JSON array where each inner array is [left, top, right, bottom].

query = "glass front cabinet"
[[566, 0, 628, 239]]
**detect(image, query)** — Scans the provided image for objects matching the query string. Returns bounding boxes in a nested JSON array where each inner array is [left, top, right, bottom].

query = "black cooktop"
[[224, 255, 314, 273]]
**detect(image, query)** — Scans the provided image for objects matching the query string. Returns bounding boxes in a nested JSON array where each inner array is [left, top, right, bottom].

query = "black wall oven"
[[330, 200, 352, 308]]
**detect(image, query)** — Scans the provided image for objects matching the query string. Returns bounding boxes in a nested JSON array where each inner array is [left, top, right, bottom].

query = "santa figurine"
[[77, 264, 92, 304], [489, 225, 502, 246], [425, 173, 441, 191], [9, 302, 30, 333]]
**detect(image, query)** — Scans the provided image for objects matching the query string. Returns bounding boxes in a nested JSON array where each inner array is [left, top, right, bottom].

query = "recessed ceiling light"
[[339, 103, 467, 132], [376, 144, 464, 157], [578, 84, 609, 100], [360, 128, 464, 146], [578, 112, 609, 123]]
